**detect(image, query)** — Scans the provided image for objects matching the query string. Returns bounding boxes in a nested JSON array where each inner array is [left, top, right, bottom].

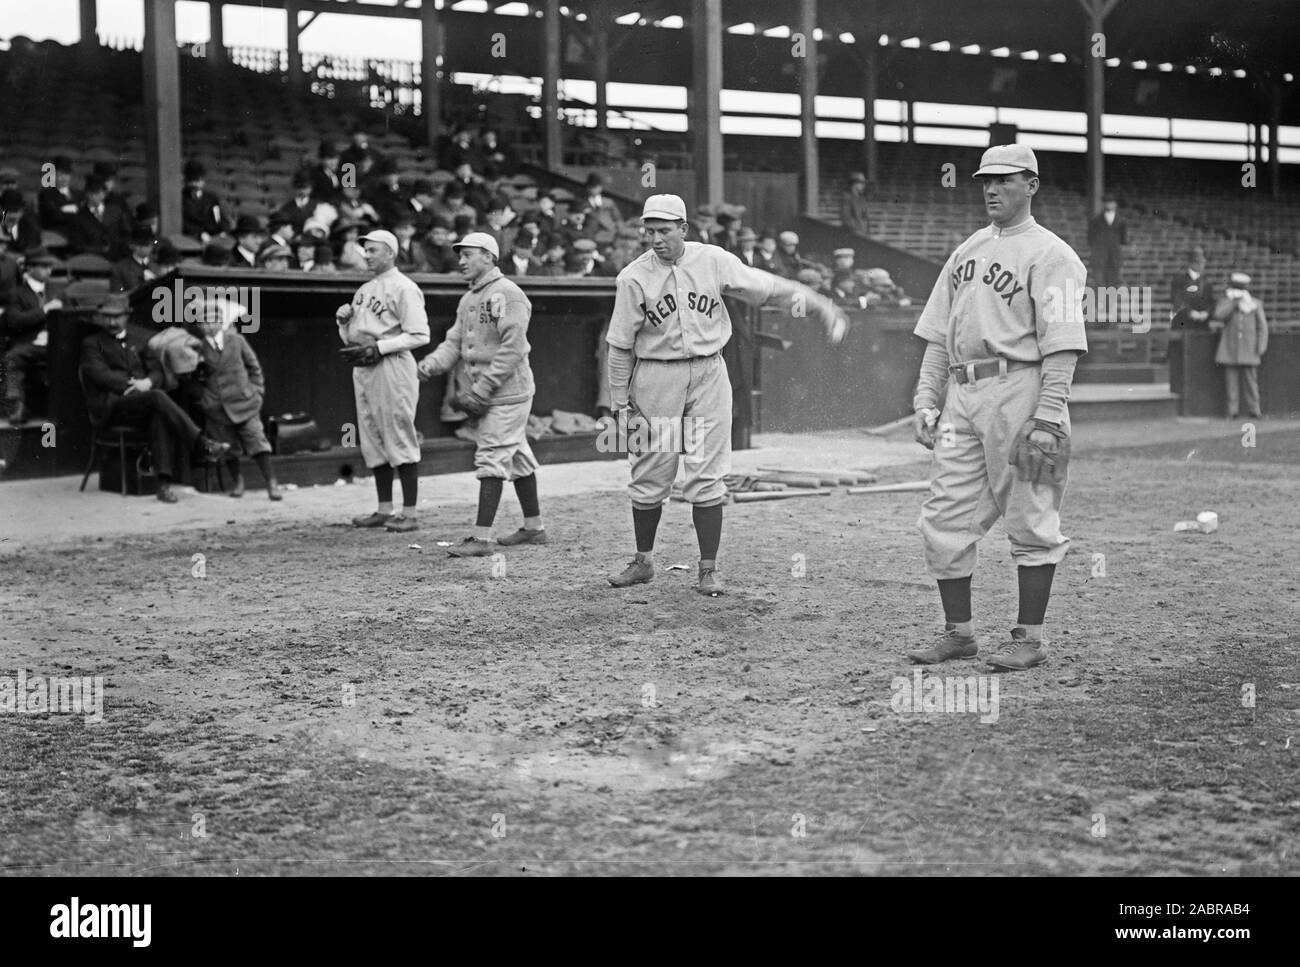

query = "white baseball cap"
[[358, 229, 399, 254], [641, 193, 688, 222], [452, 231, 500, 260], [973, 144, 1039, 178]]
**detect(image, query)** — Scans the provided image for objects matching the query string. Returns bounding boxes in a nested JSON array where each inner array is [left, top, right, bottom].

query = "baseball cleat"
[[906, 624, 979, 664], [384, 515, 418, 533], [448, 537, 496, 557], [697, 564, 724, 596], [352, 511, 393, 528], [496, 527, 548, 546], [985, 628, 1046, 672], [608, 553, 654, 588]]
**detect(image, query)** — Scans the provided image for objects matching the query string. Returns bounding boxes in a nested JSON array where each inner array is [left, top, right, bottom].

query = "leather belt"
[[948, 358, 1038, 384]]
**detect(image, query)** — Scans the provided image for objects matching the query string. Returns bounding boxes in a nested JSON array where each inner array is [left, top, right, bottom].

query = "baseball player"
[[336, 229, 431, 533], [605, 193, 848, 596], [417, 232, 545, 556], [908, 145, 1087, 672]]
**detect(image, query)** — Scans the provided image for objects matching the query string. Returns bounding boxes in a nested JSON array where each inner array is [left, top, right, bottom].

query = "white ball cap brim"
[[452, 231, 500, 259], [358, 230, 399, 255]]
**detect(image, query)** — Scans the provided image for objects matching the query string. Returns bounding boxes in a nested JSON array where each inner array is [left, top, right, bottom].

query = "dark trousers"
[[3, 341, 46, 403], [108, 389, 202, 480]]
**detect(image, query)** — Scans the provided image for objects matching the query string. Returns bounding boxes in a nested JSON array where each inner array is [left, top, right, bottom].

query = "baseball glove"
[[455, 390, 490, 416], [339, 345, 381, 367], [1009, 419, 1071, 484]]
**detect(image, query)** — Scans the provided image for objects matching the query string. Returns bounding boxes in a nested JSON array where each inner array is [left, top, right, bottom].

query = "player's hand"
[[416, 357, 436, 381], [913, 408, 940, 450], [335, 303, 354, 324], [455, 390, 490, 416]]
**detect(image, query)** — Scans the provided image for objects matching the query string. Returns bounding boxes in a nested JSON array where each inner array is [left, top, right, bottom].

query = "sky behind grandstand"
[[3, 0, 1294, 161]]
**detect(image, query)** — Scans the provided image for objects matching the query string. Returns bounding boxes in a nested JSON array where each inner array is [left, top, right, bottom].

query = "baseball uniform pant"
[[463, 398, 539, 481], [627, 353, 731, 508], [1221, 364, 1260, 417], [918, 364, 1071, 579], [352, 352, 422, 468]]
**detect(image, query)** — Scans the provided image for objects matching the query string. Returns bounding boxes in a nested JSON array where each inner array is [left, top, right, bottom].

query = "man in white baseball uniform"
[[337, 229, 431, 532], [417, 232, 545, 557], [908, 145, 1088, 672], [605, 193, 848, 596]]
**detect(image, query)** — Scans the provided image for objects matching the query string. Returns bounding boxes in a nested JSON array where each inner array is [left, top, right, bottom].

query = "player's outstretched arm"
[[719, 253, 848, 344]]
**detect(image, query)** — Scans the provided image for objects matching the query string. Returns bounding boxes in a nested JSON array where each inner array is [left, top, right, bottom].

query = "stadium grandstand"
[[2, 0, 1299, 484]]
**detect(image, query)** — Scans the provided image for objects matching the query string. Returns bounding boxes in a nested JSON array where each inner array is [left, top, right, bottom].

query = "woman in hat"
[[1211, 271, 1268, 420], [331, 219, 368, 272]]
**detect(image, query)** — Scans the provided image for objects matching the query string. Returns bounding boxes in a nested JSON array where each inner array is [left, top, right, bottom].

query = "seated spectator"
[[449, 163, 491, 214], [155, 240, 182, 273], [93, 162, 133, 228], [862, 267, 910, 307], [366, 157, 409, 228], [688, 205, 715, 244], [774, 230, 821, 278], [181, 160, 227, 242], [310, 244, 336, 273], [332, 219, 368, 271], [755, 229, 780, 273], [422, 222, 458, 273], [481, 196, 518, 253], [580, 173, 621, 236], [712, 206, 745, 252], [504, 235, 545, 277], [79, 292, 231, 503], [110, 227, 161, 293], [3, 247, 62, 425], [38, 156, 80, 234], [257, 244, 293, 271], [539, 238, 569, 276], [735, 227, 762, 268], [309, 140, 344, 203], [567, 238, 615, 278], [134, 203, 160, 238], [1211, 271, 1268, 420], [340, 127, 382, 175], [1170, 246, 1214, 331], [260, 213, 297, 257], [1, 188, 43, 252], [441, 127, 479, 172], [797, 267, 828, 294], [193, 301, 282, 500], [336, 182, 380, 227], [0, 232, 20, 302], [276, 170, 320, 234], [533, 191, 563, 236], [451, 212, 477, 241], [839, 171, 870, 237], [71, 176, 130, 258], [227, 216, 266, 269], [512, 211, 546, 255], [408, 179, 438, 233], [479, 130, 515, 176], [392, 214, 431, 272], [203, 238, 234, 266], [294, 238, 320, 272], [559, 208, 594, 247]]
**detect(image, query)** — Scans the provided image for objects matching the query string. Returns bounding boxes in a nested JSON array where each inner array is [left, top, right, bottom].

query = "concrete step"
[[1070, 383, 1180, 422]]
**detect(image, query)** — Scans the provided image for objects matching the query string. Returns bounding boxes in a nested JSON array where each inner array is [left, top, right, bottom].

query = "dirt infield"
[[2, 434, 1298, 876]]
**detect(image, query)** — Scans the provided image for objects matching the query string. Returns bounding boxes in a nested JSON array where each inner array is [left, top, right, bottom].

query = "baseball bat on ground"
[[846, 480, 930, 495], [731, 488, 833, 503]]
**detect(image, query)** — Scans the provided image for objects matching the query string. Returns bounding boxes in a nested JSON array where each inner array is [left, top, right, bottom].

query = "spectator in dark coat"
[[1, 188, 43, 252], [309, 140, 344, 203], [407, 179, 438, 234], [71, 177, 131, 258], [92, 161, 134, 230], [478, 130, 515, 176], [365, 157, 410, 228], [451, 163, 493, 216], [735, 228, 762, 269], [503, 235, 545, 276], [80, 293, 230, 502], [422, 222, 459, 273], [1170, 246, 1215, 331], [134, 203, 160, 238], [181, 160, 227, 242], [3, 247, 62, 425], [755, 229, 781, 274], [340, 128, 382, 176], [38, 155, 80, 234], [1087, 193, 1129, 289], [226, 216, 266, 269], [441, 127, 480, 172], [275, 169, 320, 235], [839, 171, 871, 238], [0, 234, 20, 302], [391, 215, 432, 272], [110, 227, 161, 292]]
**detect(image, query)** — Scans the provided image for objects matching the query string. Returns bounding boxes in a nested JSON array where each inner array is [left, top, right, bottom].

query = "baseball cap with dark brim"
[[452, 231, 500, 260], [642, 194, 688, 222], [973, 144, 1039, 178]]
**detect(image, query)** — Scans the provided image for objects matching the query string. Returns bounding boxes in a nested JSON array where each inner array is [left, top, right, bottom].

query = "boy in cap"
[[337, 229, 431, 532], [417, 232, 547, 553]]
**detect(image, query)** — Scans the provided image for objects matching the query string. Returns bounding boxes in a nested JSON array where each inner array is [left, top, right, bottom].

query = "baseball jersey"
[[606, 242, 776, 359], [339, 266, 430, 355], [914, 216, 1087, 363]]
